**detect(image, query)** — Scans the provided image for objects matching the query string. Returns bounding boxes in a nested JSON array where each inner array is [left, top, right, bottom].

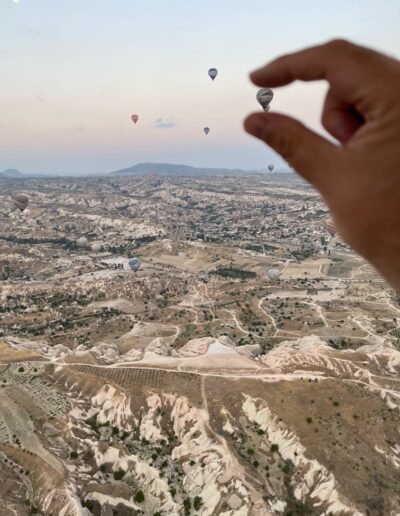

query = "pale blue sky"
[[0, 0, 399, 174]]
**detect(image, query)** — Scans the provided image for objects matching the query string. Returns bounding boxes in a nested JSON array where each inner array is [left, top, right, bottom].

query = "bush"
[[134, 491, 145, 503], [306, 417, 313, 424], [113, 469, 125, 480], [193, 496, 203, 511], [246, 448, 255, 456], [69, 451, 78, 460], [271, 444, 279, 453]]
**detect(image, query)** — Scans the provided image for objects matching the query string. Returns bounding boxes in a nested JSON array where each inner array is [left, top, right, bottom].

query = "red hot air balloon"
[[131, 114, 139, 124]]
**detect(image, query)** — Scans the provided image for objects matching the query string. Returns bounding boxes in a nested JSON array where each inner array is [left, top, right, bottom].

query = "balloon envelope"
[[76, 237, 88, 248], [267, 268, 281, 281], [128, 257, 141, 272], [13, 193, 29, 211], [208, 68, 218, 81], [268, 164, 274, 172], [326, 218, 337, 237], [256, 89, 274, 112], [203, 127, 210, 135], [131, 114, 139, 124], [91, 243, 102, 253]]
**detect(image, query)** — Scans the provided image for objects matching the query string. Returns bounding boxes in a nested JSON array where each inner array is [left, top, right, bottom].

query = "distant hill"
[[0, 168, 26, 178], [109, 162, 252, 177]]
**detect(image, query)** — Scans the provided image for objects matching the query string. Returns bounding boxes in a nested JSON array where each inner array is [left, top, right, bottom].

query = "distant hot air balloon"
[[76, 237, 88, 248], [128, 257, 141, 272], [91, 243, 102, 253], [256, 89, 274, 112], [267, 268, 281, 281], [208, 68, 218, 81], [13, 193, 29, 211], [326, 218, 337, 237], [203, 127, 210, 135], [131, 114, 139, 124], [268, 164, 274, 173]]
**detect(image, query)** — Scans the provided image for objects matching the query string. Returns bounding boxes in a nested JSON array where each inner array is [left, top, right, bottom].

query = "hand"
[[244, 40, 400, 291]]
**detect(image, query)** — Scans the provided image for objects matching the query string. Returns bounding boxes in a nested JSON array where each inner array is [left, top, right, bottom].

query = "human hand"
[[244, 40, 400, 291]]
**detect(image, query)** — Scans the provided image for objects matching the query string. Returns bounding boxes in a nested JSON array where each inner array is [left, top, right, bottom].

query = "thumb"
[[244, 112, 342, 188]]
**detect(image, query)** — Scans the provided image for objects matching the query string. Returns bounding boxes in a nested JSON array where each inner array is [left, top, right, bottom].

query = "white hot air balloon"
[[267, 268, 281, 282], [256, 89, 274, 112], [91, 243, 102, 253], [76, 237, 88, 248]]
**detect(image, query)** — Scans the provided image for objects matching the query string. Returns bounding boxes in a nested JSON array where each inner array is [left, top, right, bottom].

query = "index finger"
[[250, 39, 371, 90]]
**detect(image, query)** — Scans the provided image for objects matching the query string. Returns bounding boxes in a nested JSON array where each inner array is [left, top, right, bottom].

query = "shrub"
[[134, 491, 145, 503], [113, 469, 125, 480], [271, 444, 279, 453], [193, 496, 203, 511]]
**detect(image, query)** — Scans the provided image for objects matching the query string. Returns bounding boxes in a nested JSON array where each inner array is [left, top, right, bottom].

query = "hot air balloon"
[[203, 127, 210, 135], [208, 68, 218, 81], [91, 243, 102, 253], [13, 193, 29, 211], [76, 237, 88, 248], [268, 164, 274, 172], [131, 114, 139, 124], [256, 89, 274, 112], [326, 218, 337, 237], [128, 257, 141, 272], [267, 268, 281, 281]]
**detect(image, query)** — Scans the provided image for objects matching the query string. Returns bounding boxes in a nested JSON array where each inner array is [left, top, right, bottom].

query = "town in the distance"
[[0, 165, 399, 516]]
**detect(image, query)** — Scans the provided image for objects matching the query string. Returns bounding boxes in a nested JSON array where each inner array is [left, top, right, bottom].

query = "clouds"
[[155, 117, 179, 129]]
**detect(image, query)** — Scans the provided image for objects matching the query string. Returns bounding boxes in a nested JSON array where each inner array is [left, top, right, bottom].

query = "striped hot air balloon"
[[326, 218, 337, 237], [256, 89, 274, 112]]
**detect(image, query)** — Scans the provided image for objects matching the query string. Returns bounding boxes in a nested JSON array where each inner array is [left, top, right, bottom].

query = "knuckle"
[[326, 38, 350, 52]]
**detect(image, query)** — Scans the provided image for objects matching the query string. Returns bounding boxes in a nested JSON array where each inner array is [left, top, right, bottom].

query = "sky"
[[0, 0, 399, 174]]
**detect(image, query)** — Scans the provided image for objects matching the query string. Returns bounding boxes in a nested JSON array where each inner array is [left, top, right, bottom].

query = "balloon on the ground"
[[267, 268, 281, 281], [208, 68, 218, 81], [131, 114, 139, 124], [13, 194, 29, 211], [76, 237, 88, 248], [91, 243, 102, 253], [203, 127, 210, 135], [268, 164, 274, 172], [256, 89, 274, 112], [128, 257, 142, 272]]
